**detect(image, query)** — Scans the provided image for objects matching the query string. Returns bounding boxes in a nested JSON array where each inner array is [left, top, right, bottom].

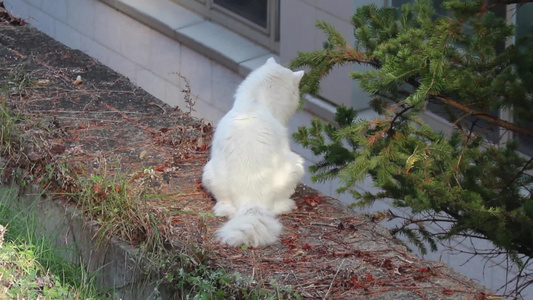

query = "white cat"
[[202, 57, 305, 247]]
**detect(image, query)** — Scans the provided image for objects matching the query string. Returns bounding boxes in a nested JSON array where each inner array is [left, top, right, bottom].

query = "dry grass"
[[72, 158, 169, 251]]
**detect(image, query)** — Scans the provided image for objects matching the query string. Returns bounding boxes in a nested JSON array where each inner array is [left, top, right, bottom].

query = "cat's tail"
[[216, 203, 282, 247]]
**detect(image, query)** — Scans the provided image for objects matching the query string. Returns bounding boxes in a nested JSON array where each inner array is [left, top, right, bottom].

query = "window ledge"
[[99, 0, 277, 76]]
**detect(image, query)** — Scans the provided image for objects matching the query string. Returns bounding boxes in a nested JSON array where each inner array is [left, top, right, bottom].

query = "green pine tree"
[[291, 0, 533, 295]]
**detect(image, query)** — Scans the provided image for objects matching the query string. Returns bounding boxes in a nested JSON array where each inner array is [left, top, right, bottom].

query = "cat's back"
[[208, 107, 287, 182], [214, 102, 283, 148]]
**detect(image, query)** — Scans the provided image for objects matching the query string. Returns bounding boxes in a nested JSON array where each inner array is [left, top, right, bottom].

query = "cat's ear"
[[266, 57, 276, 64], [293, 70, 304, 81]]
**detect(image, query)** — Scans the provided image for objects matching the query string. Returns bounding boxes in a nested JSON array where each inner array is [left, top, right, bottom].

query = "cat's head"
[[235, 57, 304, 125]]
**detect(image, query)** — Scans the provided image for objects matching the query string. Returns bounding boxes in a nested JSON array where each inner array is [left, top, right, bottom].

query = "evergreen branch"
[[388, 105, 415, 135], [291, 1, 533, 294], [501, 156, 533, 193], [434, 95, 533, 137], [454, 119, 479, 178], [338, 46, 380, 69]]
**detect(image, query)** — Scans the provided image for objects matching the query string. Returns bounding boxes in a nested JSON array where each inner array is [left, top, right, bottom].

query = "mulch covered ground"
[[0, 18, 492, 299]]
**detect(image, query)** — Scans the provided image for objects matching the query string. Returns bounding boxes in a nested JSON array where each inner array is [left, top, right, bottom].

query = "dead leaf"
[[139, 150, 147, 159], [28, 151, 43, 162], [36, 79, 51, 85], [93, 184, 103, 195], [50, 144, 66, 155], [381, 258, 394, 270], [393, 267, 401, 275], [349, 276, 365, 288], [73, 75, 83, 85], [302, 243, 312, 250], [442, 289, 455, 295], [304, 194, 322, 207], [197, 218, 207, 235]]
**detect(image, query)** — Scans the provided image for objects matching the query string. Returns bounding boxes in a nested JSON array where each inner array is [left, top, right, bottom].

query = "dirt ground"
[[0, 18, 492, 299]]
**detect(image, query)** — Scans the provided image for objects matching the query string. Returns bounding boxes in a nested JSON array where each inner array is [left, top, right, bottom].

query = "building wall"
[[280, 0, 380, 111], [4, 0, 530, 296]]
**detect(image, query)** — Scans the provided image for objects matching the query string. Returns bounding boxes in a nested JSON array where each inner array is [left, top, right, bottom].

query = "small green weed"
[[171, 263, 301, 300], [0, 187, 110, 299], [153, 245, 300, 300], [0, 239, 80, 299]]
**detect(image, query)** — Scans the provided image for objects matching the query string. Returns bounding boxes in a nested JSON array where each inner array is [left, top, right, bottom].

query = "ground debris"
[[0, 2, 24, 26], [0, 22, 494, 299]]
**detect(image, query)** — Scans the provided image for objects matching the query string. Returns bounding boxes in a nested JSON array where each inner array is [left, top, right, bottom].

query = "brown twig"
[[310, 222, 340, 228], [434, 95, 533, 137]]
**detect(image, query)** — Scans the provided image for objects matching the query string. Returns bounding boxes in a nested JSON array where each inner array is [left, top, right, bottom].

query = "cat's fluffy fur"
[[202, 58, 305, 247]]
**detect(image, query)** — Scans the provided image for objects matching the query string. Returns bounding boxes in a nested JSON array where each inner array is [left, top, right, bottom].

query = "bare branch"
[[501, 156, 533, 193]]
